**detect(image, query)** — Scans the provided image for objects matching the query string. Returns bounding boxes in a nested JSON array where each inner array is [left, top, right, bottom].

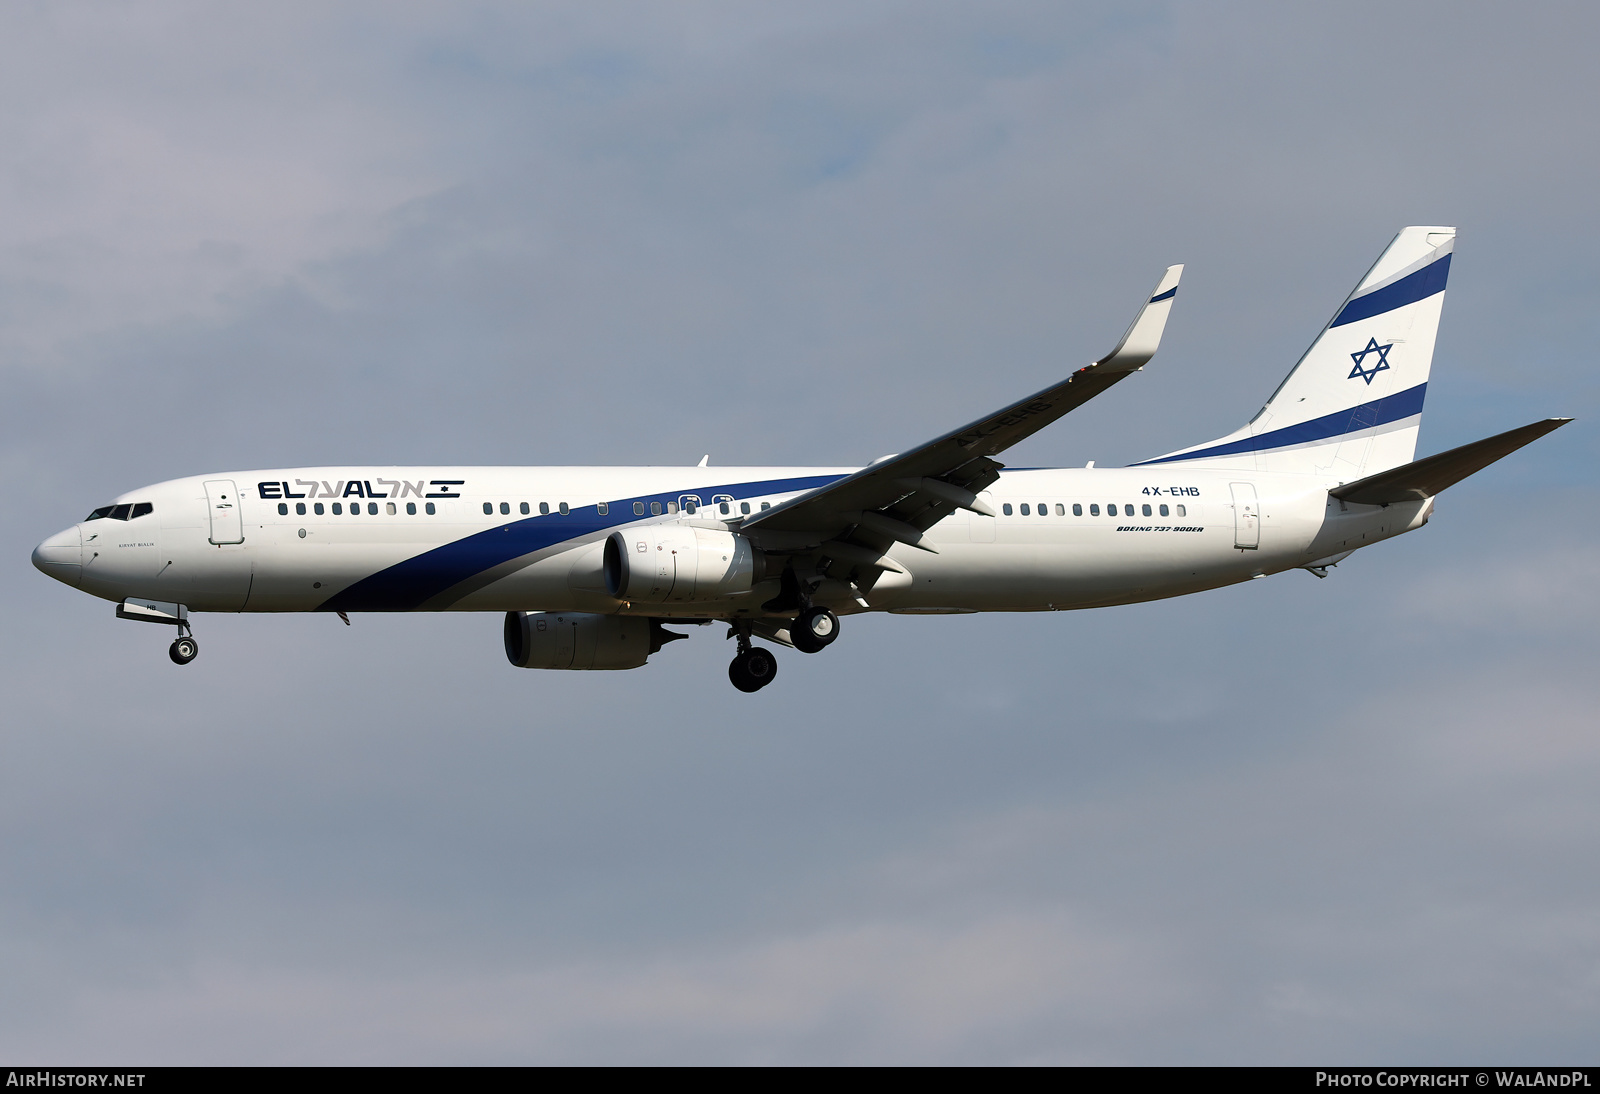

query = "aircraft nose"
[[32, 525, 83, 587]]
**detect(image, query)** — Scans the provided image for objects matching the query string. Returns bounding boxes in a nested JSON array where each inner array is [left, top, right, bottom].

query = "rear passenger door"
[[1229, 482, 1260, 549]]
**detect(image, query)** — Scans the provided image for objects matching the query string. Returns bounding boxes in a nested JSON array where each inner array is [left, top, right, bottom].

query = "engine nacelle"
[[504, 611, 659, 670], [603, 526, 757, 603]]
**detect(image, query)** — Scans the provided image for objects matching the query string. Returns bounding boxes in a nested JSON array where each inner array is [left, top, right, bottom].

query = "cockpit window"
[[84, 502, 154, 521]]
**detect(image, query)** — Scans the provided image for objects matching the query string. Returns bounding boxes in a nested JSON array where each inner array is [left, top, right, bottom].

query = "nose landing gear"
[[168, 616, 199, 665], [169, 633, 199, 665], [115, 600, 198, 666]]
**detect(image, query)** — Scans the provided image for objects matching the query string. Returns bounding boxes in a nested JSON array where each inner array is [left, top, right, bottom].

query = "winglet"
[[1094, 264, 1184, 374]]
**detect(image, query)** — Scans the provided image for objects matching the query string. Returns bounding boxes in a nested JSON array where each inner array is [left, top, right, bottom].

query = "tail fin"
[[1136, 226, 1455, 477]]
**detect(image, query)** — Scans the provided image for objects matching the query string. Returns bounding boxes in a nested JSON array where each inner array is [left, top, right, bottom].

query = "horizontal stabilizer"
[[1330, 418, 1571, 505]]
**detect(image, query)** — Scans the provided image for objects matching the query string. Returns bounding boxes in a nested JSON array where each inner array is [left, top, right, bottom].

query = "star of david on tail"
[[1348, 337, 1393, 385]]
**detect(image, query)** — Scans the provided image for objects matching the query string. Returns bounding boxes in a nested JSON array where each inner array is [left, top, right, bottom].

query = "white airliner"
[[33, 226, 1568, 691]]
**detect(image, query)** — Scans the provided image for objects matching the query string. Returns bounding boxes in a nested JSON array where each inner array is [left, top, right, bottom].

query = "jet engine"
[[504, 611, 681, 670], [603, 526, 759, 603]]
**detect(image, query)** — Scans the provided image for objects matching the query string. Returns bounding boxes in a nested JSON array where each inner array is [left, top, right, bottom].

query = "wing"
[[740, 264, 1183, 577]]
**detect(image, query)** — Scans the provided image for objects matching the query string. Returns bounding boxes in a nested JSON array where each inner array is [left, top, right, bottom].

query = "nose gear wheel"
[[169, 634, 198, 665]]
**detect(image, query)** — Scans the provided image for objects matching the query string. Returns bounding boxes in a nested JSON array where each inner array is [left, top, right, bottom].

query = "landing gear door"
[[205, 479, 245, 545], [1229, 482, 1260, 550]]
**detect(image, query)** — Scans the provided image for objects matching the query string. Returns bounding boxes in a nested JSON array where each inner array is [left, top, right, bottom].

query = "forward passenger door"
[[205, 480, 245, 545]]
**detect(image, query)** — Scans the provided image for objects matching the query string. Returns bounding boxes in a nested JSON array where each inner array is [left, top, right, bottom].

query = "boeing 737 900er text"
[[33, 226, 1570, 691]]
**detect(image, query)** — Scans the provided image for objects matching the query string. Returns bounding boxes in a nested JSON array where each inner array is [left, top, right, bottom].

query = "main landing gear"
[[760, 565, 842, 657], [790, 607, 839, 654], [728, 621, 778, 693], [729, 644, 779, 693], [725, 607, 845, 692]]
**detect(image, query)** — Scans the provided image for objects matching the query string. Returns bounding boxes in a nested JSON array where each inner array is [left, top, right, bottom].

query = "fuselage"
[[32, 465, 1431, 619]]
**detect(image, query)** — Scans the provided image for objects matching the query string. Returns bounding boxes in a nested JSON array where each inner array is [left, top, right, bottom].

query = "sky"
[[3, 0, 1599, 1064]]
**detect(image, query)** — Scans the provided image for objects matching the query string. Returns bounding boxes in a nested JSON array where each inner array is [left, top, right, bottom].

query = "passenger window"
[[367, 502, 377, 515], [1002, 503, 1013, 515], [684, 499, 698, 514], [131, 502, 153, 518], [741, 502, 751, 515], [425, 502, 436, 515], [666, 502, 678, 513], [296, 503, 306, 516], [386, 502, 396, 515], [1072, 503, 1083, 516], [634, 502, 645, 515], [598, 502, 609, 516], [761, 502, 770, 510], [1159, 504, 1169, 517], [278, 503, 288, 516], [719, 501, 730, 515], [650, 501, 662, 515], [540, 502, 550, 515], [483, 502, 493, 515], [1090, 504, 1100, 516], [559, 502, 569, 515], [1176, 504, 1186, 517], [1142, 504, 1152, 517], [406, 502, 416, 515], [1019, 503, 1029, 515], [332, 503, 343, 515], [1055, 503, 1065, 515], [499, 502, 510, 515], [315, 503, 325, 515], [520, 502, 529, 515]]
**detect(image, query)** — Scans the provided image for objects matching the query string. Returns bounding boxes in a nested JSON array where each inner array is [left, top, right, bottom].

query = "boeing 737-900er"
[[32, 226, 1570, 691]]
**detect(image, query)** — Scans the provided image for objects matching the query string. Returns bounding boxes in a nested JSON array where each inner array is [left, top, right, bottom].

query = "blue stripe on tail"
[[1331, 253, 1450, 328], [1132, 383, 1427, 466]]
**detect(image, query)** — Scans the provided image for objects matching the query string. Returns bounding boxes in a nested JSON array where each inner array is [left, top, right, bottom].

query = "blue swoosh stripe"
[[1331, 253, 1450, 328], [319, 474, 844, 612], [1133, 382, 1427, 465], [1148, 287, 1177, 303]]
